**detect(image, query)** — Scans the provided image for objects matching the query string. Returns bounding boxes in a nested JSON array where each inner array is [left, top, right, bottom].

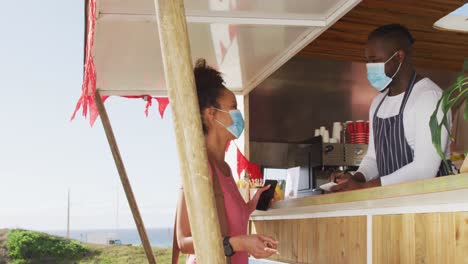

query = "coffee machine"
[[298, 136, 368, 188], [250, 136, 368, 196]]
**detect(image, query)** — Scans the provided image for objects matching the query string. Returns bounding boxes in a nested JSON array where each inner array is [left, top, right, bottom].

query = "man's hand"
[[329, 171, 352, 184], [330, 178, 365, 192], [330, 177, 381, 192]]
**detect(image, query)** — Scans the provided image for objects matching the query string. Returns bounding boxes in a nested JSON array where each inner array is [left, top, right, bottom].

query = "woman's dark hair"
[[193, 58, 226, 134]]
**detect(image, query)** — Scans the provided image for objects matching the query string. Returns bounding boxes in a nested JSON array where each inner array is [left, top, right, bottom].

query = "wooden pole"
[[244, 94, 250, 159], [67, 188, 70, 239], [461, 157, 468, 174], [154, 1, 226, 263], [95, 90, 157, 264]]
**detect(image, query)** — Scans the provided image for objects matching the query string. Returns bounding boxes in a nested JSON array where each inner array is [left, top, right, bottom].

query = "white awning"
[[434, 3, 468, 33], [92, 0, 360, 96]]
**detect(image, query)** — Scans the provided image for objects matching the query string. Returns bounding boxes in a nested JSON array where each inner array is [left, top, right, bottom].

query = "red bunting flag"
[[74, 92, 170, 123], [144, 97, 152, 117], [228, 25, 237, 43], [237, 147, 249, 177], [70, 0, 172, 124], [121, 96, 155, 117], [71, 0, 98, 126], [219, 41, 228, 64], [155, 97, 169, 118], [236, 145, 263, 180], [247, 162, 262, 180], [123, 96, 170, 118]]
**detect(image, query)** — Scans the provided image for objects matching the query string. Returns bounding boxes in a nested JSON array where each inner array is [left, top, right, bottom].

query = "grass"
[[0, 229, 186, 264], [78, 244, 185, 264]]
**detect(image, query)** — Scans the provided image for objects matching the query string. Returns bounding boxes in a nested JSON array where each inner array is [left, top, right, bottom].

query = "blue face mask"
[[214, 108, 244, 138], [366, 51, 402, 92]]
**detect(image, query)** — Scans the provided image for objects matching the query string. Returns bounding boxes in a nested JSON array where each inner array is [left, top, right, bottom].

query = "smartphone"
[[256, 180, 278, 211]]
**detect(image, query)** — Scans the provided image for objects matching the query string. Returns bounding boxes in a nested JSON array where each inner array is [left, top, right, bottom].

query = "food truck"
[[76, 0, 468, 263]]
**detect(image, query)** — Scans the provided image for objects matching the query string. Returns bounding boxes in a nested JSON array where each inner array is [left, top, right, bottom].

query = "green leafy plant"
[[6, 229, 89, 262], [3, 229, 185, 263], [430, 59, 468, 174]]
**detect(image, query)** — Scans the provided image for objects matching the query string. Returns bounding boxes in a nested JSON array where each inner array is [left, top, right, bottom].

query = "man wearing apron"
[[331, 24, 451, 192]]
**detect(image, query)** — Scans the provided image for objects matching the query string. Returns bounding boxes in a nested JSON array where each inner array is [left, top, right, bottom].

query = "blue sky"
[[452, 3, 468, 16], [0, 1, 183, 230]]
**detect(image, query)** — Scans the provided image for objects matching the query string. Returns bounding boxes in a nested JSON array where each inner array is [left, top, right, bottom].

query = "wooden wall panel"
[[297, 0, 468, 72], [455, 213, 468, 263], [251, 216, 367, 264], [373, 212, 468, 264]]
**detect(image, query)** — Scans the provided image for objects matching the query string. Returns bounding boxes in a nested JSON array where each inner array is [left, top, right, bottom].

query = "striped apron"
[[373, 73, 450, 177]]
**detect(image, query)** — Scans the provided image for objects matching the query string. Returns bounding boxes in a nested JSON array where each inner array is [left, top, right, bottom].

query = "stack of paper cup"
[[332, 122, 342, 143], [346, 121, 355, 143], [320, 126, 326, 136], [355, 120, 366, 144], [315, 129, 320, 137], [322, 130, 330, 143], [365, 121, 370, 144]]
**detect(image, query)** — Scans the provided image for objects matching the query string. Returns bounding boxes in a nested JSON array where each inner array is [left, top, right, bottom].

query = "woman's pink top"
[[186, 164, 251, 264]]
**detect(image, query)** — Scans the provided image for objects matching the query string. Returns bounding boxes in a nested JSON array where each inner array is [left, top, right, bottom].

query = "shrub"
[[6, 229, 89, 261]]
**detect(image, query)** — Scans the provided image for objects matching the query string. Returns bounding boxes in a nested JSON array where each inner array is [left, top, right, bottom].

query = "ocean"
[[46, 228, 174, 247]]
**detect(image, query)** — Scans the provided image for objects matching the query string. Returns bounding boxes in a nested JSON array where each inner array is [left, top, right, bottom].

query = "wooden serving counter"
[[250, 174, 468, 264]]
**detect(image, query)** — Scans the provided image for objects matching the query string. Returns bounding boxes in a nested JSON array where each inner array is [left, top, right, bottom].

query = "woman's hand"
[[230, 234, 279, 259], [248, 185, 272, 213]]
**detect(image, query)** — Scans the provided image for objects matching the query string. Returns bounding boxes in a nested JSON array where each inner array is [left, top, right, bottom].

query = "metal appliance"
[[251, 136, 369, 195]]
